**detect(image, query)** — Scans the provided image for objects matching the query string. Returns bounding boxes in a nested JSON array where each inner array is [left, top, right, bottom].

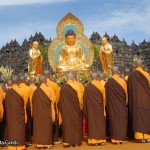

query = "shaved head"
[[20, 75, 26, 83], [66, 71, 74, 80], [18, 73, 24, 77], [97, 71, 104, 80], [12, 75, 19, 84], [135, 59, 144, 68], [32, 41, 39, 50], [111, 66, 119, 75], [43, 70, 50, 77], [30, 77, 36, 84], [26, 78, 30, 85], [91, 72, 98, 80], [7, 79, 12, 86], [39, 75, 46, 84], [124, 67, 131, 76], [73, 71, 78, 79]]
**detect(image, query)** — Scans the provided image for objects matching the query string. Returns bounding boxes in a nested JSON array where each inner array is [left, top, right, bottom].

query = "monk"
[[73, 71, 86, 136], [33, 75, 56, 149], [43, 70, 60, 106], [43, 70, 61, 144], [5, 75, 26, 150], [105, 66, 128, 144], [73, 71, 84, 109], [123, 67, 132, 139], [124, 67, 131, 81], [128, 59, 150, 143], [97, 71, 106, 86], [7, 79, 12, 90], [58, 71, 82, 147], [29, 77, 37, 116], [19, 75, 32, 146], [83, 72, 106, 146]]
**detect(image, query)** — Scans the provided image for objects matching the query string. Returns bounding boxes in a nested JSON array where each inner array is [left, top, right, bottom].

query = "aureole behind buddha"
[[48, 12, 94, 71]]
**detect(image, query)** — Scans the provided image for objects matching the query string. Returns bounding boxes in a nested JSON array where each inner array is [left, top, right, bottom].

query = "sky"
[[0, 0, 150, 48]]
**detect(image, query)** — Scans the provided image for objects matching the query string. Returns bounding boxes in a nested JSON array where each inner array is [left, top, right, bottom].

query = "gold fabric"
[[88, 139, 106, 144], [135, 132, 150, 140], [124, 75, 129, 81], [8, 145, 25, 150], [29, 84, 37, 116], [136, 67, 150, 86], [47, 78, 60, 103], [12, 84, 27, 123], [99, 80, 106, 87], [67, 80, 83, 109], [19, 83, 31, 123], [40, 83, 56, 122], [91, 80, 106, 116], [112, 74, 128, 105]]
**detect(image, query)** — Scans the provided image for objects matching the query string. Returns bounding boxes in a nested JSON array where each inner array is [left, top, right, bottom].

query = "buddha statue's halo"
[[48, 12, 94, 72], [56, 12, 84, 39]]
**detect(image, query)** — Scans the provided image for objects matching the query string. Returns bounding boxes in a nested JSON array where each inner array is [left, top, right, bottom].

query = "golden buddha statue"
[[56, 30, 89, 72], [28, 41, 43, 78], [99, 37, 114, 74]]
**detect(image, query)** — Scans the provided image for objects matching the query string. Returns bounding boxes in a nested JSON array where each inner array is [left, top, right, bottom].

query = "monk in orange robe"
[[6, 79, 12, 90], [19, 75, 32, 146], [5, 75, 26, 150], [97, 71, 106, 86], [43, 70, 61, 144], [29, 77, 37, 116], [105, 66, 128, 144], [123, 67, 132, 138], [83, 72, 106, 146], [58, 71, 82, 147], [128, 59, 150, 143], [73, 71, 86, 135], [33, 75, 56, 149]]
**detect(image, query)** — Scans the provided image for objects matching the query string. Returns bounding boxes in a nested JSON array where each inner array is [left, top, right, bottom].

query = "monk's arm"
[[102, 88, 106, 117], [0, 97, 4, 121], [124, 82, 128, 105], [56, 85, 60, 104], [29, 89, 34, 117]]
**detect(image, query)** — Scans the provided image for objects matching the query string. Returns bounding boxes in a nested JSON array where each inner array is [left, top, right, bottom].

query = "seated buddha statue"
[[56, 30, 89, 72]]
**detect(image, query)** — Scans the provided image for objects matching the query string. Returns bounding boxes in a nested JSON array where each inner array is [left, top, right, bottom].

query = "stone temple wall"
[[0, 32, 150, 75]]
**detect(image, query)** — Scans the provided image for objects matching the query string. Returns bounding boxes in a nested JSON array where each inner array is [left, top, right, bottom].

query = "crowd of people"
[[0, 58, 150, 149]]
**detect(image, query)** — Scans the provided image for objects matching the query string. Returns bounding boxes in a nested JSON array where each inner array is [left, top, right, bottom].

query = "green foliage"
[[78, 71, 91, 85], [0, 66, 14, 82], [57, 77, 66, 87], [39, 45, 48, 61], [93, 44, 101, 64]]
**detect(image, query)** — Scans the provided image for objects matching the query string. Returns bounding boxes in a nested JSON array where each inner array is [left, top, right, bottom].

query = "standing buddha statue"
[[99, 37, 114, 74], [28, 41, 43, 79]]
